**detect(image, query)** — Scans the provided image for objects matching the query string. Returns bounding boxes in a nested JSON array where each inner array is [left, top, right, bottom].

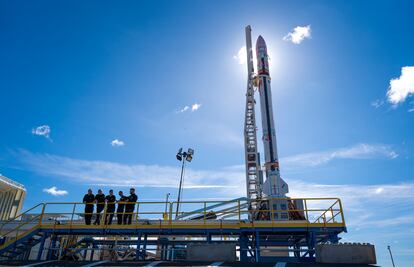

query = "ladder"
[[244, 26, 262, 210]]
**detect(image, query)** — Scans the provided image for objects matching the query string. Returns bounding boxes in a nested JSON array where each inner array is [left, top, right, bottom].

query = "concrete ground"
[[0, 260, 380, 267]]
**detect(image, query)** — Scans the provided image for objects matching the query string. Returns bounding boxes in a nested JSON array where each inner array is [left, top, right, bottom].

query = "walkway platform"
[[0, 198, 346, 263]]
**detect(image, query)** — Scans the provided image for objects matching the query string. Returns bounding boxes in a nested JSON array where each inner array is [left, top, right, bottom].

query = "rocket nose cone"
[[256, 35, 267, 50]]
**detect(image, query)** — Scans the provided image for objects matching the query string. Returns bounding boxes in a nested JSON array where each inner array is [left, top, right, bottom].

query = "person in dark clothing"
[[124, 188, 138, 225], [117, 191, 128, 225], [83, 189, 95, 225], [93, 189, 106, 225], [105, 189, 116, 225]]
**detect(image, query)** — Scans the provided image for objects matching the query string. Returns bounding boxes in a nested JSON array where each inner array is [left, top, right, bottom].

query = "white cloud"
[[283, 25, 311, 44], [369, 214, 414, 227], [371, 99, 384, 108], [282, 143, 398, 168], [15, 150, 242, 190], [43, 186, 68, 196], [177, 103, 202, 113], [191, 103, 201, 111], [29, 149, 413, 221], [375, 187, 384, 194], [288, 180, 414, 203], [14, 143, 397, 191], [111, 139, 125, 147], [32, 125, 51, 139], [386, 66, 414, 105], [178, 106, 189, 113], [233, 46, 246, 65]]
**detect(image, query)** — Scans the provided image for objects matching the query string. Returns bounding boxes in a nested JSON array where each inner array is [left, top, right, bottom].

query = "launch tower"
[[244, 27, 289, 198]]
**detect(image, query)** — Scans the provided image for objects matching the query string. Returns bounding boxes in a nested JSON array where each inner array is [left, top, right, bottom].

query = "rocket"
[[256, 36, 289, 197]]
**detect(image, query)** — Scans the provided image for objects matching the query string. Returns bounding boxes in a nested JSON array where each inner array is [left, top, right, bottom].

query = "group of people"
[[82, 188, 138, 225]]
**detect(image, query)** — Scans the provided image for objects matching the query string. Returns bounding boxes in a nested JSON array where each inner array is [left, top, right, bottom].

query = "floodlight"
[[185, 148, 194, 162], [175, 147, 195, 219], [176, 154, 182, 161], [176, 148, 183, 161]]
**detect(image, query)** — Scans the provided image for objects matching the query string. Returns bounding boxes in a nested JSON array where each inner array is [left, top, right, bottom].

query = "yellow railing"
[[0, 198, 345, 239], [0, 203, 45, 233], [0, 203, 45, 250]]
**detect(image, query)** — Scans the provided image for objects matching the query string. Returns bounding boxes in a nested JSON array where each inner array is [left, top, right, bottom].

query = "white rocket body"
[[256, 36, 289, 198]]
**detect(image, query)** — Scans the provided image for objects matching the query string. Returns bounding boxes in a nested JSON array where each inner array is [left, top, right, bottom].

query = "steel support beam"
[[239, 233, 248, 262], [135, 232, 142, 261], [36, 233, 47, 261], [47, 234, 57, 260], [142, 234, 148, 260], [307, 231, 316, 259], [255, 231, 261, 263]]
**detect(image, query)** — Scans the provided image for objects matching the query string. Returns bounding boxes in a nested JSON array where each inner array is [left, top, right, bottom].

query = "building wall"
[[0, 175, 26, 221]]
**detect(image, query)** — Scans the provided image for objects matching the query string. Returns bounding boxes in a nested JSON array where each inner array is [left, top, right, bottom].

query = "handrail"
[[7, 210, 343, 218], [0, 203, 45, 232], [0, 224, 41, 251], [1, 213, 42, 238], [0, 213, 43, 251], [38, 197, 342, 205], [338, 198, 346, 226], [312, 199, 340, 223], [0, 198, 346, 258], [1, 198, 345, 232]]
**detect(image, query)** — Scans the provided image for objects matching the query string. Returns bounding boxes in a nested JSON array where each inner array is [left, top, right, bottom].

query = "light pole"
[[163, 193, 170, 220], [175, 148, 194, 219], [388, 245, 396, 267]]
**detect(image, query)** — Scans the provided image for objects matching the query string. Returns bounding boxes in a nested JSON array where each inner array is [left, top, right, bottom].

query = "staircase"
[[0, 228, 43, 259], [0, 203, 45, 260]]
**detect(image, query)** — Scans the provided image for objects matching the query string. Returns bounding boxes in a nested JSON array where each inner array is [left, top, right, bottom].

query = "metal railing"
[[0, 198, 345, 249], [0, 203, 45, 250]]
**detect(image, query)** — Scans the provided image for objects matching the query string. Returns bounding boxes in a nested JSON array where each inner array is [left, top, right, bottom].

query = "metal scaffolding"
[[0, 198, 346, 263]]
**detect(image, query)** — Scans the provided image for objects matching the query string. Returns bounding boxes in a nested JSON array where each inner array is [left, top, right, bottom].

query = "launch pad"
[[0, 198, 345, 263], [0, 26, 367, 264]]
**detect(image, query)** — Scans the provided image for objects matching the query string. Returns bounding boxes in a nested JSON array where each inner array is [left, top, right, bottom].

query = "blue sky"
[[1, 0, 414, 265]]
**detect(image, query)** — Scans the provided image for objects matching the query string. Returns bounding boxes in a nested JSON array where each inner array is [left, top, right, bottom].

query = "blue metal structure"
[[0, 198, 346, 263]]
